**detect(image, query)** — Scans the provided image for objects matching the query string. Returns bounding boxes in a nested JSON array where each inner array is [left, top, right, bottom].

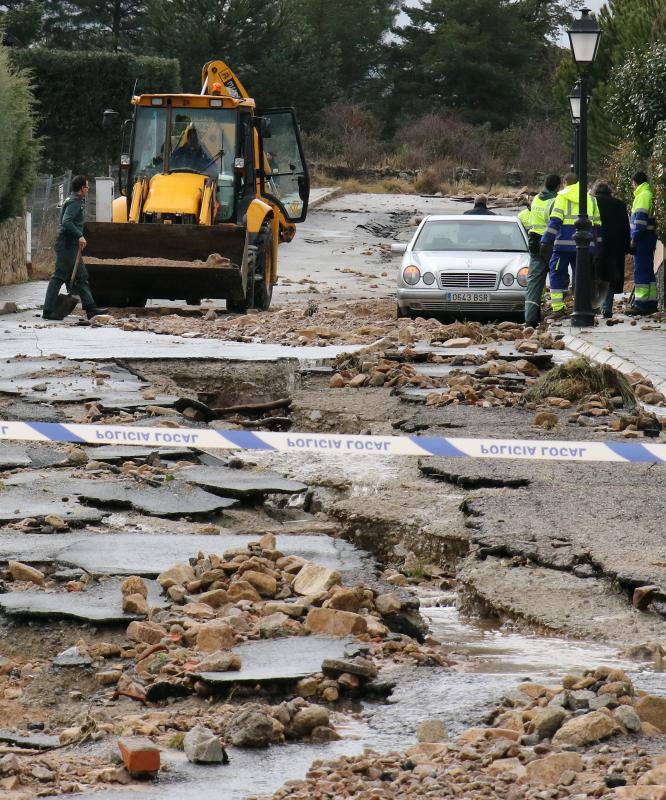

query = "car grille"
[[415, 300, 523, 313], [439, 272, 497, 290]]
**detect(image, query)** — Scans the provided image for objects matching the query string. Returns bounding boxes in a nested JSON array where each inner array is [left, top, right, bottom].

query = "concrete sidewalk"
[[561, 315, 666, 399]]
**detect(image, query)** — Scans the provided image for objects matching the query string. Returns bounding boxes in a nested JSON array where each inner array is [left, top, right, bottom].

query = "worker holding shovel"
[[42, 175, 104, 320]]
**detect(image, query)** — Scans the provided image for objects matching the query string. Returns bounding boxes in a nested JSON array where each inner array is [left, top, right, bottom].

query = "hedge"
[[10, 50, 181, 174], [0, 45, 39, 223], [650, 122, 666, 241]]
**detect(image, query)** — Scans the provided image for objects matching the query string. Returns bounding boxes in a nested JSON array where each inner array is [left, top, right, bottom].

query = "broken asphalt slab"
[[3, 472, 237, 518], [178, 465, 307, 499], [191, 635, 351, 686], [0, 532, 366, 579], [0, 444, 71, 469], [0, 578, 167, 623], [0, 730, 60, 749], [0, 311, 366, 361], [84, 445, 195, 462], [0, 485, 107, 525]]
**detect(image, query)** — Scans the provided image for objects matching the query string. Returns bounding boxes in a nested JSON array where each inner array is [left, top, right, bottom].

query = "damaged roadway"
[[0, 191, 664, 800]]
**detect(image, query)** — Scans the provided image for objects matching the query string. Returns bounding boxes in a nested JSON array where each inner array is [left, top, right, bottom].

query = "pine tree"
[[0, 0, 44, 47], [388, 0, 562, 129], [41, 0, 147, 51]]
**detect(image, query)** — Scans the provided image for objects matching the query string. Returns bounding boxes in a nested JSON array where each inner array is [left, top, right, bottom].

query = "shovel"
[[51, 246, 83, 320]]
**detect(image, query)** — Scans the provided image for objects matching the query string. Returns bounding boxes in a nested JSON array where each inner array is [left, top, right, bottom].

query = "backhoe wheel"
[[253, 222, 274, 311]]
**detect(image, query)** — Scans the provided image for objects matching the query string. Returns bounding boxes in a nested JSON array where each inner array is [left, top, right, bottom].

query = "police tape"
[[0, 420, 664, 464]]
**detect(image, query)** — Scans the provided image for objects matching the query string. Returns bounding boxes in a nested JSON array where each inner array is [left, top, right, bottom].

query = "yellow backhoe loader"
[[84, 60, 309, 311]]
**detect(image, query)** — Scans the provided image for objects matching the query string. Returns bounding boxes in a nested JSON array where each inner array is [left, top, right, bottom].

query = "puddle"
[[360, 591, 666, 747]]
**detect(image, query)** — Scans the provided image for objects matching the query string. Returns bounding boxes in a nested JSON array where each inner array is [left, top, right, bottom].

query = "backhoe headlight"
[[517, 267, 529, 287], [403, 266, 421, 286], [501, 273, 515, 286]]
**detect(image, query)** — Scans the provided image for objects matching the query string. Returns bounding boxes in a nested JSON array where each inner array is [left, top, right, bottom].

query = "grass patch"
[[523, 357, 637, 407]]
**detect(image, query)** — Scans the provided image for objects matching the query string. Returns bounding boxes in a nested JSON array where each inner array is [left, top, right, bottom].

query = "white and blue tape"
[[0, 421, 664, 464]]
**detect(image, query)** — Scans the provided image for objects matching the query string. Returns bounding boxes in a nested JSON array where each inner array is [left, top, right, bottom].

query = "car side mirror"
[[391, 243, 408, 254]]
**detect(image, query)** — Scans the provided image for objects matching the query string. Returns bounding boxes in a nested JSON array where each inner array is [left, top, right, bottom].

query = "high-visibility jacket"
[[541, 182, 602, 253], [630, 182, 656, 241], [518, 207, 531, 230], [528, 191, 557, 235]]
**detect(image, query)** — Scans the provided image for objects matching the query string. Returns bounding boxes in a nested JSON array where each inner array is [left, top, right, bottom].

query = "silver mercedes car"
[[395, 214, 530, 320]]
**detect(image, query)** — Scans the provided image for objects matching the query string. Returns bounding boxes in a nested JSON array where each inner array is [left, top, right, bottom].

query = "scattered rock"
[[552, 710, 617, 746], [304, 608, 367, 636], [534, 411, 558, 430], [291, 705, 330, 737], [158, 563, 195, 589], [184, 725, 228, 764], [122, 593, 149, 616], [635, 695, 666, 733], [532, 706, 566, 739], [8, 560, 44, 585], [196, 620, 235, 653], [229, 706, 273, 747], [614, 705, 643, 733], [126, 620, 167, 645], [526, 752, 583, 785], [293, 564, 342, 596], [416, 719, 448, 743]]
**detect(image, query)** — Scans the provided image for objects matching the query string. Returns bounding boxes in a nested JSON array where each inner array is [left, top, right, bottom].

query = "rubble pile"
[[264, 668, 666, 800], [77, 301, 566, 349], [105, 539, 447, 704], [330, 326, 563, 409]]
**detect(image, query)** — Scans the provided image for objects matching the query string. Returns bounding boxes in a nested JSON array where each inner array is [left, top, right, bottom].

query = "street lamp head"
[[568, 81, 590, 125], [567, 8, 602, 69], [568, 81, 582, 124]]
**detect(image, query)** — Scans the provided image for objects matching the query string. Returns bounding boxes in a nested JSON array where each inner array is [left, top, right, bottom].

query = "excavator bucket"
[[83, 222, 247, 306]]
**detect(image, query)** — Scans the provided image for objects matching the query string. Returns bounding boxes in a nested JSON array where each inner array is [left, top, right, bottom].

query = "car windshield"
[[414, 220, 527, 252]]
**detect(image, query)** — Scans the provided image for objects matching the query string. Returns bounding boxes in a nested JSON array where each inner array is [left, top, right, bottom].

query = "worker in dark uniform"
[[42, 175, 103, 320]]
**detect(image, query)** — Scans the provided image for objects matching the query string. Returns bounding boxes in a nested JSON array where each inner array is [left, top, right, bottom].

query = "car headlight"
[[403, 265, 421, 286], [422, 271, 435, 285], [501, 273, 515, 286], [517, 267, 529, 287]]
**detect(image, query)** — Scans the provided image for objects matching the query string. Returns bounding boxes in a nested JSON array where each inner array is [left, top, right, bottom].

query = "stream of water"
[[77, 588, 666, 800]]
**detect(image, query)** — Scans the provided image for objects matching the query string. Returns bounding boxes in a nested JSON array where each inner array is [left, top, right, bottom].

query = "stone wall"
[[0, 216, 28, 286]]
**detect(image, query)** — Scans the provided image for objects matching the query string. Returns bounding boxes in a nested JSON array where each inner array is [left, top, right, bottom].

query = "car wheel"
[[396, 303, 415, 319]]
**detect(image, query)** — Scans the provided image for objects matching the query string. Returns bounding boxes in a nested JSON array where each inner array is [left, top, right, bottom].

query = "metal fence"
[[27, 171, 117, 265]]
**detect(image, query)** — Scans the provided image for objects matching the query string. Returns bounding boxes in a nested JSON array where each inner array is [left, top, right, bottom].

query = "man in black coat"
[[463, 194, 496, 215], [593, 182, 631, 318]]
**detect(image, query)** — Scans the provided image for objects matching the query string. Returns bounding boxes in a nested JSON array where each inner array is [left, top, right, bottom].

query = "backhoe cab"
[[84, 60, 309, 312]]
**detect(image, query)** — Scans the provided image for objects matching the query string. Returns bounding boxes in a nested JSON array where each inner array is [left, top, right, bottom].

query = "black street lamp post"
[[567, 81, 587, 176], [566, 8, 602, 328]]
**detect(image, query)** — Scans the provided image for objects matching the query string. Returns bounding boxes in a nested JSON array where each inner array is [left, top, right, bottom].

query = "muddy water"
[[361, 588, 666, 747], [76, 586, 666, 800]]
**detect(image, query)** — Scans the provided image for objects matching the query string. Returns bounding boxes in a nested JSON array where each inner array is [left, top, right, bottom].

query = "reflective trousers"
[[633, 234, 657, 312], [524, 252, 548, 325], [548, 251, 575, 312], [43, 245, 96, 314]]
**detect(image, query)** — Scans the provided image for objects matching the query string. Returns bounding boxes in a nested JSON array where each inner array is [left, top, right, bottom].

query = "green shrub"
[[650, 121, 666, 241], [604, 138, 644, 206], [0, 45, 39, 223], [10, 49, 181, 174], [606, 42, 666, 157]]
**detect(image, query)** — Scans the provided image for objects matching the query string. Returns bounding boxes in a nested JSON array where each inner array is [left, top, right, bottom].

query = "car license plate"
[[445, 292, 490, 302]]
